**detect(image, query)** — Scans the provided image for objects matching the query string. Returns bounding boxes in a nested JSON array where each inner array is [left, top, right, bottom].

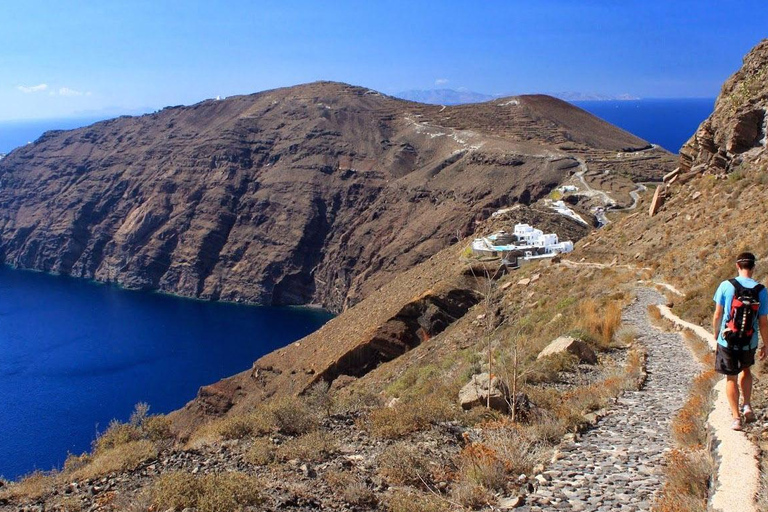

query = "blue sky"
[[1, 0, 766, 121]]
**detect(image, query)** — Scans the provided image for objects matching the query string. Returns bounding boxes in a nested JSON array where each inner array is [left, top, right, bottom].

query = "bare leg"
[[726, 375, 741, 419], [739, 367, 753, 407]]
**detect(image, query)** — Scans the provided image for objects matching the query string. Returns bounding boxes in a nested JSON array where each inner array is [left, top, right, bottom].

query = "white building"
[[471, 223, 574, 260]]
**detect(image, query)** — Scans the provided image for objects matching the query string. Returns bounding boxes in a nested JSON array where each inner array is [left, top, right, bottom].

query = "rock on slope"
[[680, 39, 767, 176], [0, 82, 671, 312]]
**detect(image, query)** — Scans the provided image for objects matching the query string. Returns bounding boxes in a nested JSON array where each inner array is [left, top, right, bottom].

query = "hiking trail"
[[516, 288, 700, 511]]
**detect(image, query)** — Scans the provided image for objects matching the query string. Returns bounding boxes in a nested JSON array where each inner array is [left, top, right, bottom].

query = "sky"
[[1, 0, 766, 121]]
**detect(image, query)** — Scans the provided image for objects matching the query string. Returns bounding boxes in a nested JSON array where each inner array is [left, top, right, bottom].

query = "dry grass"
[[366, 396, 458, 439], [324, 470, 378, 507], [455, 443, 507, 492], [151, 471, 263, 512], [385, 488, 446, 512], [276, 431, 337, 462], [672, 370, 718, 449], [0, 471, 56, 502], [450, 478, 494, 509], [653, 449, 712, 512], [378, 441, 435, 488], [187, 396, 319, 448], [70, 440, 157, 481], [245, 438, 275, 466], [578, 297, 624, 348], [269, 395, 320, 435]]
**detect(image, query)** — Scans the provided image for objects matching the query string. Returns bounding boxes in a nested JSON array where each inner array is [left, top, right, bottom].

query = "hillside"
[[0, 82, 672, 313]]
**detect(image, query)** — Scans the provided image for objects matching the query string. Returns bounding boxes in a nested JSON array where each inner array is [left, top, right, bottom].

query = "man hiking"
[[712, 252, 768, 431]]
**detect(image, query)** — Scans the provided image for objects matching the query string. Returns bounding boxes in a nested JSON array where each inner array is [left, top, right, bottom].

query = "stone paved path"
[[518, 288, 701, 511]]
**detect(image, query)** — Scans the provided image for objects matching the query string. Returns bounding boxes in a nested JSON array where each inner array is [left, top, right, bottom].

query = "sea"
[[0, 267, 332, 480], [572, 98, 715, 153], [0, 98, 713, 480]]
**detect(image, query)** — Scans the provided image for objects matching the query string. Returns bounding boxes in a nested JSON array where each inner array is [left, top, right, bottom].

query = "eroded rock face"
[[680, 39, 768, 175], [0, 82, 668, 313]]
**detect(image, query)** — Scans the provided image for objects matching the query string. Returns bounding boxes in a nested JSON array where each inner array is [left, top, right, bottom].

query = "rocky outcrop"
[[459, 372, 512, 412], [0, 82, 672, 313], [679, 39, 768, 175], [537, 335, 597, 364]]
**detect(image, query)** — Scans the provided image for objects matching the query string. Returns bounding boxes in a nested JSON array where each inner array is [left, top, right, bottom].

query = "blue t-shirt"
[[713, 276, 768, 350]]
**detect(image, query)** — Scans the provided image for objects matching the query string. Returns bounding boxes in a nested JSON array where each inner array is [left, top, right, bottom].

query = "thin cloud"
[[435, 78, 449, 86], [17, 83, 48, 93], [58, 87, 90, 97]]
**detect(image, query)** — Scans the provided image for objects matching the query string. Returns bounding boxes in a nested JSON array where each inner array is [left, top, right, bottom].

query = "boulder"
[[459, 373, 511, 413], [537, 335, 597, 365], [648, 185, 665, 217]]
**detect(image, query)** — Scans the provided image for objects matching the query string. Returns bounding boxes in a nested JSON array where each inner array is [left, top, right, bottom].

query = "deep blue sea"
[[0, 266, 332, 480], [572, 98, 715, 153]]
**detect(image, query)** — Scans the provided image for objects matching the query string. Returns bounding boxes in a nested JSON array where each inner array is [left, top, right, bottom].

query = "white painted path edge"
[[658, 304, 759, 512]]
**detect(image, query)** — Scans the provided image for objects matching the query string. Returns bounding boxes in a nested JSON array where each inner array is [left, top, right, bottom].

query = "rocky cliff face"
[[0, 82, 670, 312], [680, 39, 768, 175]]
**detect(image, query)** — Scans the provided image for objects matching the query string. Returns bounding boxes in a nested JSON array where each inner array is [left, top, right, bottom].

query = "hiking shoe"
[[731, 418, 744, 431], [743, 405, 756, 423]]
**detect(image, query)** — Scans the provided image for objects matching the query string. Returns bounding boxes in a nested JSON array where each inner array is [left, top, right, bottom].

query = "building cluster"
[[470, 223, 574, 264]]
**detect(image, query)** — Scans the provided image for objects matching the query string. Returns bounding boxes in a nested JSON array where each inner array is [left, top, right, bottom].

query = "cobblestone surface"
[[518, 288, 701, 511]]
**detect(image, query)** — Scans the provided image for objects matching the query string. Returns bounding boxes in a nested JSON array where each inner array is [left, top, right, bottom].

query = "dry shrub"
[[646, 303, 663, 324], [385, 488, 445, 512], [653, 449, 711, 512], [672, 371, 718, 449], [578, 298, 622, 348], [70, 440, 157, 481], [303, 380, 333, 417], [366, 396, 457, 439], [245, 438, 275, 466], [324, 470, 378, 507], [0, 471, 56, 502], [51, 495, 83, 511], [143, 415, 173, 442], [378, 441, 434, 487], [63, 452, 91, 473], [451, 478, 494, 509], [616, 326, 638, 347], [456, 443, 506, 491], [333, 388, 383, 415], [93, 403, 174, 454], [268, 396, 319, 435], [93, 420, 142, 453], [480, 424, 546, 476], [216, 415, 259, 440], [523, 351, 578, 384], [111, 488, 153, 512], [151, 471, 263, 512], [276, 431, 336, 462]]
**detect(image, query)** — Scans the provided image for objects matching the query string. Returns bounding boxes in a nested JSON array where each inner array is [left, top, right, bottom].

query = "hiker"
[[712, 252, 768, 431]]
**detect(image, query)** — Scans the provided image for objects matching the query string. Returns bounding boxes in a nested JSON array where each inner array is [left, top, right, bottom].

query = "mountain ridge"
[[0, 81, 672, 313]]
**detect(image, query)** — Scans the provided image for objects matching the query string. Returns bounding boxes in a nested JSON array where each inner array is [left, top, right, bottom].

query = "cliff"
[[0, 82, 672, 313], [679, 39, 767, 176]]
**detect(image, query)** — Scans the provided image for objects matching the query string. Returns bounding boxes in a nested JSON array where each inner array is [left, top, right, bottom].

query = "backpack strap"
[[729, 278, 745, 294]]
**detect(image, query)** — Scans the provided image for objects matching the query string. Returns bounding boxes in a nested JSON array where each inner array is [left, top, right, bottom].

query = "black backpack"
[[723, 279, 765, 349]]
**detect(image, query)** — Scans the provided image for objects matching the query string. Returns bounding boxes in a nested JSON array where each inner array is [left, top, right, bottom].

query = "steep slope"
[[0, 82, 673, 312], [679, 39, 767, 176]]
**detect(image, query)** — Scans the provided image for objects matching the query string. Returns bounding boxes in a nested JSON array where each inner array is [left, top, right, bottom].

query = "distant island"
[[395, 88, 640, 105]]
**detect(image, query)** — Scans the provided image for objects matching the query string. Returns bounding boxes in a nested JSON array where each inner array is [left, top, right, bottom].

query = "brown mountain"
[[0, 82, 672, 313]]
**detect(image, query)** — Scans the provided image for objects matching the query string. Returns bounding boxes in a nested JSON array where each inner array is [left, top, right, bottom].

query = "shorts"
[[715, 344, 756, 376]]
